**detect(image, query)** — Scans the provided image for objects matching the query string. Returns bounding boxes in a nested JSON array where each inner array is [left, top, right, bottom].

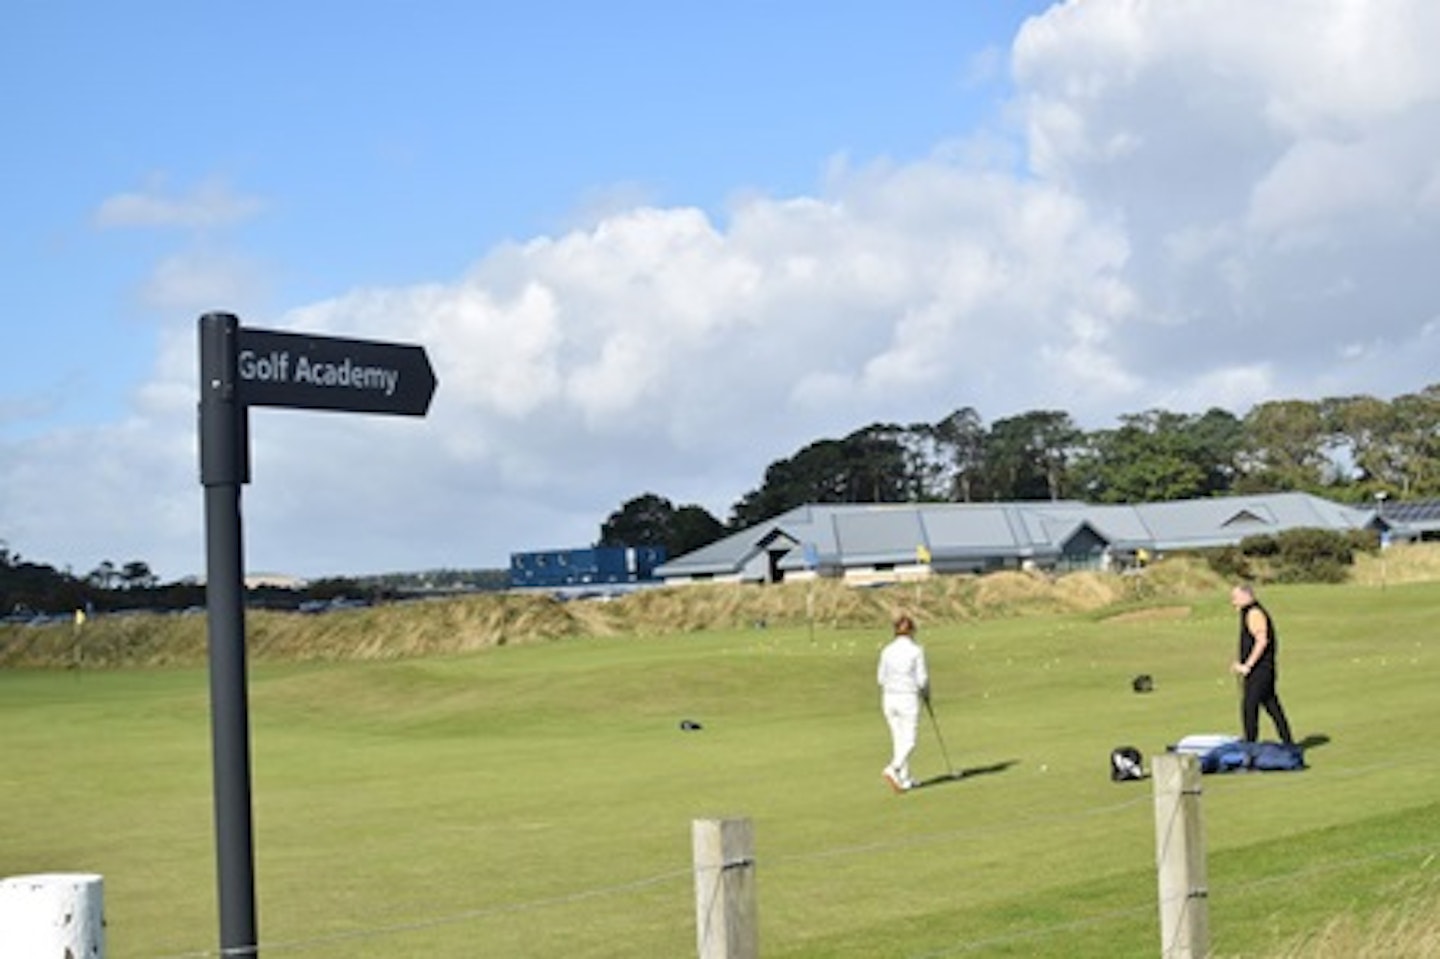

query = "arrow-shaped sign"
[[198, 312, 439, 959], [235, 327, 437, 416]]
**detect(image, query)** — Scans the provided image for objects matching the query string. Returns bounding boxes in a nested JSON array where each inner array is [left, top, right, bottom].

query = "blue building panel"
[[510, 546, 667, 589]]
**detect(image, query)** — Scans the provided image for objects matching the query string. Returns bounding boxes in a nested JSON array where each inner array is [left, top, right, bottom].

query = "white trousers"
[[882, 691, 921, 785]]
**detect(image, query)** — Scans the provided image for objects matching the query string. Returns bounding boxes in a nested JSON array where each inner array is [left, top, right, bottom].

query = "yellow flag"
[[916, 544, 932, 564]]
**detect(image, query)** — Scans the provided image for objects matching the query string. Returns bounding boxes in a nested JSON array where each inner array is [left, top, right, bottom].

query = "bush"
[[1271, 528, 1355, 583], [1276, 527, 1354, 565], [1201, 546, 1252, 582], [1346, 528, 1381, 555], [1272, 559, 1349, 584], [1211, 529, 1358, 584], [1240, 534, 1281, 557]]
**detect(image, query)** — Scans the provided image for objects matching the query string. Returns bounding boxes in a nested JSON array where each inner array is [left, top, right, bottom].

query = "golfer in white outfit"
[[877, 614, 929, 793]]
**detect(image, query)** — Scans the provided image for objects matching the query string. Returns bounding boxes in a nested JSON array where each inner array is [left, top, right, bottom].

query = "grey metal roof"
[[833, 509, 926, 563], [1376, 498, 1440, 535], [653, 492, 1378, 580], [1134, 493, 1370, 549]]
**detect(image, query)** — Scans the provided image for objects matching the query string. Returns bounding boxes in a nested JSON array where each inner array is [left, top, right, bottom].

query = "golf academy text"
[[239, 348, 401, 398]]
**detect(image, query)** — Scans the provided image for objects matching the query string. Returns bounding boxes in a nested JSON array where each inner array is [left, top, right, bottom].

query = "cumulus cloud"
[[8, 0, 1440, 580], [1012, 0, 1440, 398]]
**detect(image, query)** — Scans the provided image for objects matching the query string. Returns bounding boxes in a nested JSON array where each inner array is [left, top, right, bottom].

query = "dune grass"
[[0, 553, 1231, 669], [1, 574, 1438, 957]]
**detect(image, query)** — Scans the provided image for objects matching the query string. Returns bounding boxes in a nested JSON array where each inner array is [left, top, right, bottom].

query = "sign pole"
[[198, 312, 259, 958], [197, 311, 434, 958]]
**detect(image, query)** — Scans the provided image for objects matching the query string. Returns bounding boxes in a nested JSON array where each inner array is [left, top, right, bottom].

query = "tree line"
[[9, 386, 1437, 609], [0, 543, 204, 621], [0, 539, 508, 621], [599, 385, 1440, 556]]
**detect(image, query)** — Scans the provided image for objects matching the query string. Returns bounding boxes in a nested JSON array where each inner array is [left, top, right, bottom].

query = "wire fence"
[[132, 753, 1438, 959], [151, 866, 695, 958], [143, 838, 1440, 959]]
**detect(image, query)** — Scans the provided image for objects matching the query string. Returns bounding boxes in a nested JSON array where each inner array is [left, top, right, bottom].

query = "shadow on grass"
[[1298, 732, 1331, 753], [912, 759, 1020, 790]]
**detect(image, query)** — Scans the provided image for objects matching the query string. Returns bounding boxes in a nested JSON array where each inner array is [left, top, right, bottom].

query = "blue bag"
[[1245, 741, 1305, 771], [1198, 740, 1305, 773], [1199, 741, 1250, 774]]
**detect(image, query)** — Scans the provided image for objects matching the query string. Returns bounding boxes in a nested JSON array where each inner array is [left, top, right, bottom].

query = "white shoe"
[[881, 768, 904, 794]]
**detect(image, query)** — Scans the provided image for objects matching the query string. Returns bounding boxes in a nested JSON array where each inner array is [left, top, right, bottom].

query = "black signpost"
[[236, 326, 437, 416], [198, 312, 436, 958]]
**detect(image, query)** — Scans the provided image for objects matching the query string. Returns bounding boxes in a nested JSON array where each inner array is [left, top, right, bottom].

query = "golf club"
[[923, 695, 956, 775]]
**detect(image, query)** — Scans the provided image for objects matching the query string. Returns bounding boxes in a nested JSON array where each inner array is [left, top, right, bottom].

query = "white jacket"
[[877, 634, 928, 696]]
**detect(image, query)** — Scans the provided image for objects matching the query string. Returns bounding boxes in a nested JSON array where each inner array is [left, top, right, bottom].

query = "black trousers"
[[1241, 667, 1293, 744]]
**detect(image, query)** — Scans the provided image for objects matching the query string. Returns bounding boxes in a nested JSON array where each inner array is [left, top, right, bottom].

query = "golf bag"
[[1247, 741, 1304, 771], [1110, 746, 1145, 781], [1198, 740, 1305, 773]]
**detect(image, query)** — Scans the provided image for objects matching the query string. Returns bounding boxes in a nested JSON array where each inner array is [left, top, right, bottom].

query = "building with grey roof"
[[1373, 498, 1440, 542], [654, 492, 1384, 586]]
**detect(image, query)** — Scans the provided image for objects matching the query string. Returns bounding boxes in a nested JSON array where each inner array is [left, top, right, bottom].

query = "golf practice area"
[[2, 577, 1437, 957]]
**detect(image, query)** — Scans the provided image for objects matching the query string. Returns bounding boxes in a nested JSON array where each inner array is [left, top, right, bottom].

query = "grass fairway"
[[2, 580, 1438, 957]]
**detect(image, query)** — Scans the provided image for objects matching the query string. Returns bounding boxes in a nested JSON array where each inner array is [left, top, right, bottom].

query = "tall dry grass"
[[1351, 540, 1440, 587], [1235, 891, 1440, 959], [5, 546, 1439, 670], [0, 559, 1219, 669]]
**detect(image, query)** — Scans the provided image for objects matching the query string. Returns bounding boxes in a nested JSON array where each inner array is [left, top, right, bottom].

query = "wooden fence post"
[[1152, 753, 1209, 958], [0, 872, 105, 958], [692, 817, 758, 959]]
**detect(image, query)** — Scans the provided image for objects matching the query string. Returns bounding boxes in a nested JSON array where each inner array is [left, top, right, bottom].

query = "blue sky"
[[5, 1, 1440, 581], [6, 1, 1030, 427]]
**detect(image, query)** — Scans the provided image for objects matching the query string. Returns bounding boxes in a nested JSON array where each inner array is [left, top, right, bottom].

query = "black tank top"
[[1238, 601, 1278, 671]]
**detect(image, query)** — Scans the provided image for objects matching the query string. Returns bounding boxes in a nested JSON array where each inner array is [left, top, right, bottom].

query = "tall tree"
[[119, 560, 157, 590], [983, 410, 1080, 501], [1237, 399, 1327, 492], [599, 493, 725, 556], [599, 494, 677, 549], [87, 561, 118, 591], [728, 427, 911, 527], [840, 424, 910, 503], [1187, 407, 1245, 496], [1391, 385, 1440, 496], [729, 439, 849, 527], [1319, 394, 1401, 493], [932, 407, 988, 502], [669, 505, 726, 555], [1076, 411, 1206, 503], [1075, 408, 1243, 503]]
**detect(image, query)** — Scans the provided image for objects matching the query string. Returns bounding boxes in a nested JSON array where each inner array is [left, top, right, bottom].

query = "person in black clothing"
[[1229, 583, 1295, 744]]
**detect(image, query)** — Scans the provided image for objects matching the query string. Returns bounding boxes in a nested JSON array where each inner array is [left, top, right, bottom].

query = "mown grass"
[[1, 562, 1437, 957]]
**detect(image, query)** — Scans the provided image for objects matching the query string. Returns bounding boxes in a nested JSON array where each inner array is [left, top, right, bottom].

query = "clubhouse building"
[[653, 492, 1435, 587]]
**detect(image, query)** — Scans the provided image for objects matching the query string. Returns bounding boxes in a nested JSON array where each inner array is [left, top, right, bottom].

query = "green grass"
[[2, 581, 1438, 957]]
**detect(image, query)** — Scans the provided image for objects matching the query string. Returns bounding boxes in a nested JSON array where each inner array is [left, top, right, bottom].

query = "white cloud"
[[1010, 0, 1440, 392], [94, 176, 265, 230], [141, 249, 272, 314]]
